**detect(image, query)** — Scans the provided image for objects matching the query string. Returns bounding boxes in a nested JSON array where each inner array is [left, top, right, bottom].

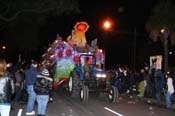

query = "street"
[[11, 90, 174, 116]]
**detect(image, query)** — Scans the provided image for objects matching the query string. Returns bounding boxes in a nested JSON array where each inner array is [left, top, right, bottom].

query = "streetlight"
[[104, 21, 111, 29], [102, 19, 137, 70], [161, 28, 165, 33], [0, 45, 6, 51], [0, 45, 7, 58], [102, 19, 113, 31], [160, 28, 168, 72], [99, 19, 113, 69], [2, 45, 6, 50]]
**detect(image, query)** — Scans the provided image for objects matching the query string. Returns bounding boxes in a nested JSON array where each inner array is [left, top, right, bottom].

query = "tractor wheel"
[[85, 85, 89, 102], [68, 71, 80, 97], [108, 86, 119, 103], [80, 85, 89, 103]]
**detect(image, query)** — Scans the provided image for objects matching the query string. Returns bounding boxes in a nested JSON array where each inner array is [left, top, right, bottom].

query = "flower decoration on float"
[[73, 55, 80, 63], [66, 49, 72, 57], [57, 51, 63, 58]]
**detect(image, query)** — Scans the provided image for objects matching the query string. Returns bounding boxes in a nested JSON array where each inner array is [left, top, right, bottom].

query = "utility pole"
[[133, 27, 137, 71]]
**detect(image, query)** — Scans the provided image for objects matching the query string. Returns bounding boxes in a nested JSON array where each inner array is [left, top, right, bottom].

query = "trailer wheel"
[[80, 85, 89, 103], [108, 86, 118, 103], [68, 71, 80, 97]]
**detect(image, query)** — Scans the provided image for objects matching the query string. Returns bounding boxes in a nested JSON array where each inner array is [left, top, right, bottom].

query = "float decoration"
[[66, 49, 72, 57], [41, 22, 105, 90], [67, 22, 89, 48]]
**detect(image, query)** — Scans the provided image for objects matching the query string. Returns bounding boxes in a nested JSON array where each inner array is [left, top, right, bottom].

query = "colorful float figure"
[[67, 22, 89, 48]]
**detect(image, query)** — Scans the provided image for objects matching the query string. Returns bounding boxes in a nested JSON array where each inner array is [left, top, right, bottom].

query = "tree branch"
[[0, 7, 54, 22]]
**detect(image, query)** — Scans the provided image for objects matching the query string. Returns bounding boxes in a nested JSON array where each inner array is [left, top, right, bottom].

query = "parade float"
[[42, 22, 118, 103]]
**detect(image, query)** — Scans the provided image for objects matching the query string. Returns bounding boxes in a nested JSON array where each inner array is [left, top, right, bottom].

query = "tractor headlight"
[[96, 74, 106, 78]]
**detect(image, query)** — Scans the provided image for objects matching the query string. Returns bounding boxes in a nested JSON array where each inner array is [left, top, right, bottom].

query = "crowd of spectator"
[[1, 55, 175, 116], [110, 64, 175, 110], [0, 58, 53, 116]]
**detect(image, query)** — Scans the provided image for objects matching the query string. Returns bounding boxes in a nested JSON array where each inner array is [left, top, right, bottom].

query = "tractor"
[[68, 54, 118, 103]]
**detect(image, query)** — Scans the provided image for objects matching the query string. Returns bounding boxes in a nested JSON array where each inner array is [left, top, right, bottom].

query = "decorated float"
[[42, 22, 118, 103]]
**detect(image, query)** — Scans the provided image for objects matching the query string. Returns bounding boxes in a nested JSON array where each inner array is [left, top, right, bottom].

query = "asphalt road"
[[11, 91, 174, 116]]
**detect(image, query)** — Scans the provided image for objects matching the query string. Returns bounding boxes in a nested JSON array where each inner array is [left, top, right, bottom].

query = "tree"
[[0, 0, 80, 29], [0, 0, 79, 21], [0, 0, 80, 60], [146, 0, 175, 72]]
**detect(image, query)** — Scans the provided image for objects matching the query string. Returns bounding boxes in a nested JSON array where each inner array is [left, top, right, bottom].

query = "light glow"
[[104, 21, 111, 29], [161, 29, 165, 33], [2, 46, 6, 50], [96, 74, 106, 78]]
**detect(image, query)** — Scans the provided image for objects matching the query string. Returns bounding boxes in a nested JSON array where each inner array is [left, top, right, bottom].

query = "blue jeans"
[[166, 92, 172, 109], [156, 88, 162, 106], [14, 86, 22, 101], [36, 95, 49, 115], [26, 85, 36, 112]]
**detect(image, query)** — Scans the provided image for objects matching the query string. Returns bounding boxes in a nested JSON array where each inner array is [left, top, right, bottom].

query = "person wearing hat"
[[34, 69, 53, 116]]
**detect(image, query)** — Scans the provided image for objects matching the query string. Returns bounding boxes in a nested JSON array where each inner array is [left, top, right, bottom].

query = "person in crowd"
[[39, 62, 54, 103], [83, 57, 91, 79], [155, 69, 164, 107], [47, 68, 54, 103], [128, 69, 136, 94], [95, 64, 103, 71], [134, 70, 141, 94], [143, 67, 150, 98], [124, 66, 130, 94], [14, 67, 25, 106], [20, 62, 30, 103], [25, 60, 53, 115], [137, 69, 145, 97], [149, 68, 156, 98], [34, 69, 53, 116], [25, 60, 40, 115], [166, 71, 174, 110], [0, 58, 15, 116]]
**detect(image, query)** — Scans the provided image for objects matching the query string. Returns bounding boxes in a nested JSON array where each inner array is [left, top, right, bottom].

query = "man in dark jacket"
[[25, 60, 40, 115], [35, 69, 53, 116], [14, 67, 24, 104], [155, 69, 165, 107]]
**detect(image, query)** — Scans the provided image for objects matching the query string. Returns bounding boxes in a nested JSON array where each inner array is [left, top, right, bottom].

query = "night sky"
[[67, 0, 161, 69], [1, 0, 174, 69]]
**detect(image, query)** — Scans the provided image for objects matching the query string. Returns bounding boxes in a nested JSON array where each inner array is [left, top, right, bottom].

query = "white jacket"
[[167, 77, 174, 94]]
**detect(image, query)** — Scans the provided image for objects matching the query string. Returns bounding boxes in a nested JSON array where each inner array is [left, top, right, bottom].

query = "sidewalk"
[[120, 93, 175, 110]]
